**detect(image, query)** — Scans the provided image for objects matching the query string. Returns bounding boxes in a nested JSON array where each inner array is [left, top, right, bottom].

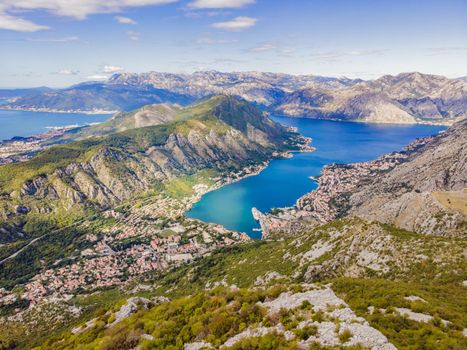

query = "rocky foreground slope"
[[2, 218, 465, 349], [4, 71, 465, 124], [0, 95, 305, 242], [261, 118, 466, 237]]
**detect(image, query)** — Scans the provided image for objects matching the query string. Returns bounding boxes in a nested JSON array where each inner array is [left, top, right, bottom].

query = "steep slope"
[[3, 83, 193, 113], [56, 103, 183, 141], [347, 118, 466, 234], [266, 119, 466, 236], [2, 218, 465, 349], [276, 72, 467, 124], [0, 96, 303, 241]]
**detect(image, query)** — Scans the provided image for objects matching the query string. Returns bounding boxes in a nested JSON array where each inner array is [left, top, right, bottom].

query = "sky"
[[0, 0, 466, 87]]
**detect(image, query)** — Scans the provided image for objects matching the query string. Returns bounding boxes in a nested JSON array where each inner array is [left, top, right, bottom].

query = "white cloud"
[[0, 0, 177, 32], [189, 0, 254, 8], [347, 49, 387, 56], [0, 12, 49, 32], [115, 16, 137, 25], [278, 48, 295, 57], [56, 69, 80, 75], [425, 47, 467, 55], [103, 65, 124, 73], [248, 42, 276, 53], [127, 31, 141, 40], [310, 49, 387, 60], [212, 16, 256, 31], [28, 36, 80, 42], [87, 74, 108, 80], [196, 36, 237, 45]]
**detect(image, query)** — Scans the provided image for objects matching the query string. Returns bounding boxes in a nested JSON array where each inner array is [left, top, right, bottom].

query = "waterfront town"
[[0, 163, 266, 307], [1, 202, 249, 306], [0, 126, 311, 308], [0, 126, 77, 164]]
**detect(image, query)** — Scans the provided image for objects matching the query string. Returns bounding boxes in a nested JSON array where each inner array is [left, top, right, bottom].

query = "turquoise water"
[[187, 117, 446, 238], [0, 109, 110, 141]]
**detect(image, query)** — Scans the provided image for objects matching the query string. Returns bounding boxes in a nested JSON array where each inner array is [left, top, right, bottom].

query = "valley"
[[0, 95, 308, 304], [2, 1, 466, 348], [0, 94, 464, 350]]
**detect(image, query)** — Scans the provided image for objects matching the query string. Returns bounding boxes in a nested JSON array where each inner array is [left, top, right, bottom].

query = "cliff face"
[[347, 119, 466, 235], [0, 96, 300, 240]]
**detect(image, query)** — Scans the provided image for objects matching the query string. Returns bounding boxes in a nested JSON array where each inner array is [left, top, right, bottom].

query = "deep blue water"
[[0, 109, 110, 141], [187, 117, 446, 238]]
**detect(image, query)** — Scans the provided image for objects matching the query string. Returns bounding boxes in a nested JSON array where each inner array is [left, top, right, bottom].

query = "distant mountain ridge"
[[2, 71, 466, 124], [0, 87, 54, 100], [277, 72, 467, 124], [2, 82, 193, 113], [108, 70, 363, 106]]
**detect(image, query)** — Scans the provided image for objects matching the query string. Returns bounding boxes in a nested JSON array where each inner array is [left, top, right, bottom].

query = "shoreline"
[[274, 114, 459, 127], [2, 106, 459, 126], [0, 107, 116, 115], [185, 137, 315, 238]]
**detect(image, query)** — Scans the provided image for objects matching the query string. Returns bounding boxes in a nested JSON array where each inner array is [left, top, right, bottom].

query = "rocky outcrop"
[[110, 296, 169, 326], [347, 118, 466, 235]]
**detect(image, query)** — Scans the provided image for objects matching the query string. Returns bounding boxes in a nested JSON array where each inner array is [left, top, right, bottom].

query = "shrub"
[[338, 328, 352, 343]]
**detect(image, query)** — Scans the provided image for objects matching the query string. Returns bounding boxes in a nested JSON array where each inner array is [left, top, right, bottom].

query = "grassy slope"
[[3, 219, 465, 349]]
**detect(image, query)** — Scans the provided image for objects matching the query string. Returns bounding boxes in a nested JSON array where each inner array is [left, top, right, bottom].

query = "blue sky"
[[1, 0, 466, 87]]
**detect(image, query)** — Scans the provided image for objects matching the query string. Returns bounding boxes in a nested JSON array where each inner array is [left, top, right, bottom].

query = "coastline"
[[186, 135, 316, 237], [0, 106, 117, 115], [275, 114, 460, 127], [3, 106, 461, 126]]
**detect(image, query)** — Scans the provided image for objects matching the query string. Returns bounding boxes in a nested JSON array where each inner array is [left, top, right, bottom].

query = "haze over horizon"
[[1, 0, 467, 87]]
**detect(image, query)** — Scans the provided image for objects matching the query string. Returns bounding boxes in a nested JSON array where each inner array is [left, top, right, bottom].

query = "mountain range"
[[0, 87, 53, 100], [1, 82, 193, 113], [3, 71, 466, 124], [0, 96, 303, 242], [0, 95, 465, 349]]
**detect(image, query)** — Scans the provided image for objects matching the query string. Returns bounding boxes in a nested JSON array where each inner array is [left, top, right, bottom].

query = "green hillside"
[[2, 219, 465, 349]]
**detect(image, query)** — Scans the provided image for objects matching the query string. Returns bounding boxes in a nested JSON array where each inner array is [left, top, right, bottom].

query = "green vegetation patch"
[[332, 277, 467, 349], [0, 140, 101, 192], [35, 286, 290, 350], [164, 169, 219, 199]]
